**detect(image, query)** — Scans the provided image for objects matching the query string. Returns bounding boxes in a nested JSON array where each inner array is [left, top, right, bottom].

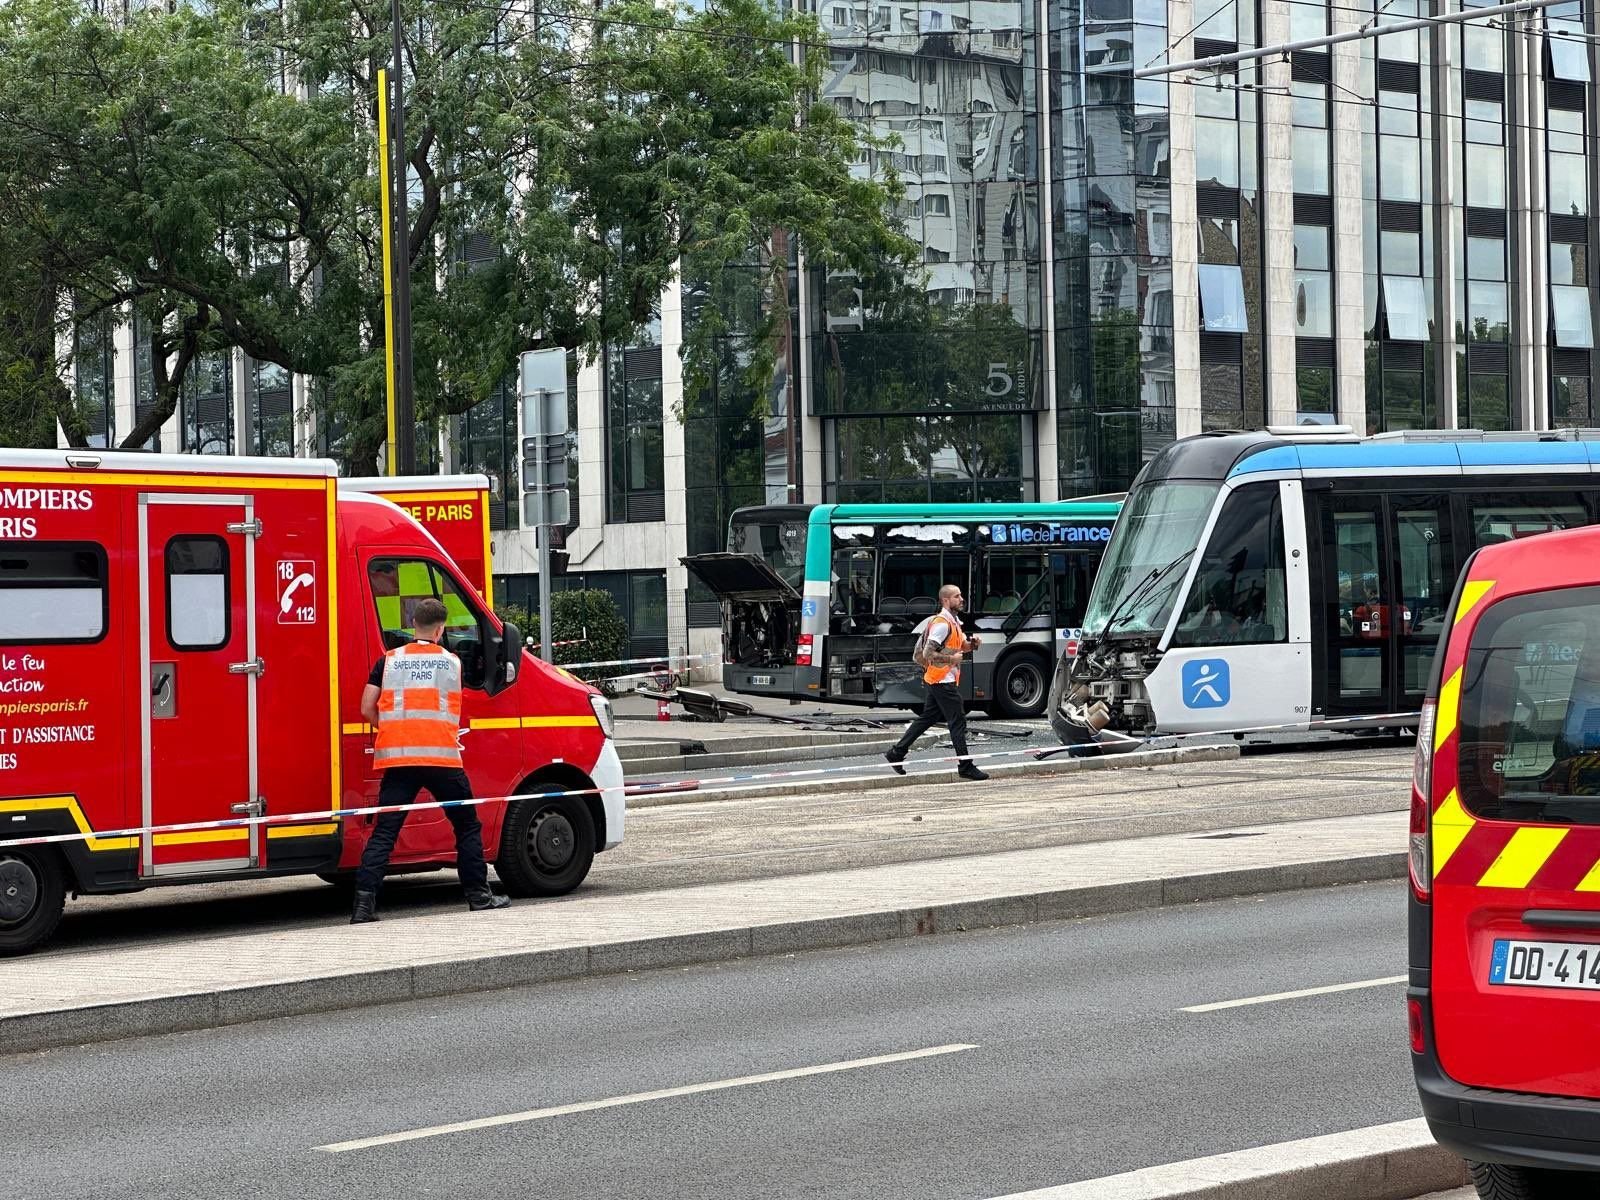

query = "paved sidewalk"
[[1, 810, 1405, 1055]]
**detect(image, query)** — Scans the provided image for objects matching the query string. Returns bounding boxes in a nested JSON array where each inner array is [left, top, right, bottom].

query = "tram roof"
[[1137, 428, 1600, 484]]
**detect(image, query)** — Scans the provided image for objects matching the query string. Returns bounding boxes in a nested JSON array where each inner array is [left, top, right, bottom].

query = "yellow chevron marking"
[[1478, 827, 1569, 889], [1435, 668, 1462, 754], [1575, 860, 1600, 893], [1455, 579, 1495, 625], [1431, 789, 1476, 878]]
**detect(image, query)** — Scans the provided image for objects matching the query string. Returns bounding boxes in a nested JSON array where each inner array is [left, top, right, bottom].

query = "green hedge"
[[497, 588, 629, 680]]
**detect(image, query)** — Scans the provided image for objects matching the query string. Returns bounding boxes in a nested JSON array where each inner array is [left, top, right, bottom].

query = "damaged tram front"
[[1052, 427, 1600, 750]]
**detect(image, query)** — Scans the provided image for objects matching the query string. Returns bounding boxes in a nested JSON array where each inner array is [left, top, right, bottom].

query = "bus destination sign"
[[982, 522, 1113, 546]]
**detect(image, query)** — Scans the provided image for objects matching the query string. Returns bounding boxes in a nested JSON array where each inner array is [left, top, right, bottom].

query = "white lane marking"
[[1181, 975, 1407, 1013], [316, 1042, 979, 1153]]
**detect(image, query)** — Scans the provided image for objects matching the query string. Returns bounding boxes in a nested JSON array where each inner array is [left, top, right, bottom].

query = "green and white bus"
[[683, 499, 1122, 718]]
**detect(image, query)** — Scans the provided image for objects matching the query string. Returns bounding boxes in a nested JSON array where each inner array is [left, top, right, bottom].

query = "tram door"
[[1315, 493, 1453, 721]]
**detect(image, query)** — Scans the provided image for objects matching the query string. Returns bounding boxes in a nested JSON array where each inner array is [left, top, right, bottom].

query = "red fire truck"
[[341, 474, 494, 603], [0, 449, 624, 955]]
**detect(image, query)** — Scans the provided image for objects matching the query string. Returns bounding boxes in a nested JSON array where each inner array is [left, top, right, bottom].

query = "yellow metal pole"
[[377, 67, 399, 477]]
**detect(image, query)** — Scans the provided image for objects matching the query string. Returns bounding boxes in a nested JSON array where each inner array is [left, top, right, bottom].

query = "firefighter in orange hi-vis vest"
[[351, 596, 511, 923], [883, 583, 989, 782]]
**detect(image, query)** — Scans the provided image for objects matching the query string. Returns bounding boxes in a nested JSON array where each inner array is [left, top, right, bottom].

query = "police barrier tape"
[[0, 710, 1421, 851]]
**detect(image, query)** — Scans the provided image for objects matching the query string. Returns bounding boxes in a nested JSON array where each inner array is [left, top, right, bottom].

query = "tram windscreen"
[[728, 511, 809, 590], [1082, 482, 1220, 636]]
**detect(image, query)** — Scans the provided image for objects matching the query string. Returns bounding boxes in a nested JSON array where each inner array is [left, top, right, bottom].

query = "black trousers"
[[892, 682, 970, 758], [356, 766, 489, 893]]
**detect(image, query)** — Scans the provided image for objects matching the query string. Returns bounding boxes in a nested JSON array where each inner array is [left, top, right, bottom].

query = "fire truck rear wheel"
[[0, 846, 66, 957], [495, 790, 596, 897]]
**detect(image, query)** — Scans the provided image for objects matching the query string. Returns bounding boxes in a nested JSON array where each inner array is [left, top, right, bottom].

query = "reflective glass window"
[[1381, 230, 1422, 276], [1549, 33, 1592, 81], [1467, 237, 1505, 282], [1195, 118, 1239, 187], [1552, 242, 1590, 287], [1380, 138, 1421, 202], [1465, 99, 1503, 144], [1466, 144, 1506, 207], [1198, 264, 1249, 333], [1555, 375, 1594, 425], [1291, 81, 1328, 128], [1379, 91, 1419, 137], [1295, 272, 1333, 337], [1294, 225, 1330, 271], [1549, 107, 1586, 154], [1468, 375, 1511, 429], [1468, 281, 1510, 341], [1549, 154, 1589, 218], [1382, 275, 1429, 341], [1298, 365, 1334, 415], [1553, 285, 1595, 348], [1292, 128, 1331, 195], [1464, 24, 1504, 72]]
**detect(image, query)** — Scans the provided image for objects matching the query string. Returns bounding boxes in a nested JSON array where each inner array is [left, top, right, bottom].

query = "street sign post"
[[518, 348, 568, 662]]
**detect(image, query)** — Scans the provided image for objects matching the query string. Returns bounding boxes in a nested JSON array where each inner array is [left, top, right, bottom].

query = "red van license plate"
[[1490, 939, 1600, 990]]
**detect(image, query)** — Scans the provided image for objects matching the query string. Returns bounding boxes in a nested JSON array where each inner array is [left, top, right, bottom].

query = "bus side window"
[[981, 552, 1046, 614], [1172, 484, 1287, 646]]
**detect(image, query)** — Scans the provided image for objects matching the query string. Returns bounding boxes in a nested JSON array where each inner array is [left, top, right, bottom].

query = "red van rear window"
[[1459, 586, 1600, 823]]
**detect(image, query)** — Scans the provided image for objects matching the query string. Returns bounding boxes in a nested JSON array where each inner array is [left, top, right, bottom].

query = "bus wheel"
[[1470, 1161, 1599, 1199], [993, 651, 1050, 719], [0, 846, 66, 957], [495, 790, 596, 898]]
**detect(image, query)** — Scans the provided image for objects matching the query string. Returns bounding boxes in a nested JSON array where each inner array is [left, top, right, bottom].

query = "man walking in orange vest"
[[884, 583, 989, 781], [351, 597, 510, 923]]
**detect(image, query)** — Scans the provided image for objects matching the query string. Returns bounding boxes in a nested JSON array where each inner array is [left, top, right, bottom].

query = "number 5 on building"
[[986, 362, 1015, 397]]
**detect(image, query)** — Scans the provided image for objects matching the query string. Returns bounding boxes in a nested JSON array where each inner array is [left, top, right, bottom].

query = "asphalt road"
[[2, 881, 1418, 1200], [48, 742, 1413, 955]]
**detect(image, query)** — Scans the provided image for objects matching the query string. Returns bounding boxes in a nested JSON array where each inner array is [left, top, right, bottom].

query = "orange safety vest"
[[922, 613, 966, 686], [373, 641, 465, 770]]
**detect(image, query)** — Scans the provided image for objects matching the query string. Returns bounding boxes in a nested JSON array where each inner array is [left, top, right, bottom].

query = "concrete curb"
[[991, 1118, 1467, 1200], [1, 845, 1403, 1057], [626, 743, 1242, 808]]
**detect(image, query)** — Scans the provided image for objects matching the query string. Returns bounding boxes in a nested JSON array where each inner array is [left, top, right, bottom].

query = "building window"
[[1198, 265, 1248, 333], [181, 350, 233, 455], [606, 347, 665, 524], [828, 413, 1034, 503], [1297, 365, 1334, 415], [1381, 276, 1429, 341], [457, 374, 519, 530], [72, 313, 115, 449], [1293, 226, 1333, 339], [1554, 374, 1594, 425], [1552, 285, 1595, 348], [1548, 30, 1591, 81], [250, 360, 293, 457]]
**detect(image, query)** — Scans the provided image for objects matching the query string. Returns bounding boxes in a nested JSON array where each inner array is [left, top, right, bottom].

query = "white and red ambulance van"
[[0, 448, 624, 955]]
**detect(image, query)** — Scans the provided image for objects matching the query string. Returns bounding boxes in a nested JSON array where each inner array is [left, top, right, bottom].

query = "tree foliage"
[[497, 588, 628, 678], [0, 0, 914, 461]]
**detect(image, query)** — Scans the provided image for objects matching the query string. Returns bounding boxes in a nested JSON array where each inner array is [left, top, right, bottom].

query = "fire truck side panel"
[[0, 461, 341, 895]]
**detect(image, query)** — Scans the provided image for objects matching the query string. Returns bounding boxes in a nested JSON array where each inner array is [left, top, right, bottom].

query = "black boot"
[[466, 886, 511, 912], [350, 890, 379, 924], [884, 747, 908, 776], [957, 761, 989, 781]]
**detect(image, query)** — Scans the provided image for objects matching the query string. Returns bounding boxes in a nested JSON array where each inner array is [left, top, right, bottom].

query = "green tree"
[[498, 588, 628, 678], [0, 0, 913, 460]]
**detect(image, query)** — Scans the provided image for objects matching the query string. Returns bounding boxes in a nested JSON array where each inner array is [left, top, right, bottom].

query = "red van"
[[0, 449, 624, 955], [1411, 524, 1600, 1196]]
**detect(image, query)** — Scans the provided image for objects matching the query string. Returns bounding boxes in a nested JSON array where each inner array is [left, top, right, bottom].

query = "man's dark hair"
[[413, 597, 450, 629]]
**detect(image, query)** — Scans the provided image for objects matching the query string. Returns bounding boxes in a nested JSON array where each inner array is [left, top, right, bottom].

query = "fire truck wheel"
[[495, 791, 596, 897], [0, 847, 66, 957]]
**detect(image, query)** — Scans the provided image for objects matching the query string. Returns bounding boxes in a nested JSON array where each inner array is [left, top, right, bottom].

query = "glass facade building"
[[61, 0, 1600, 662]]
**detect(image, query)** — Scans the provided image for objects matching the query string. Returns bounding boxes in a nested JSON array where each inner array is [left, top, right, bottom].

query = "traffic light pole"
[[389, 0, 416, 472], [534, 398, 553, 663]]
